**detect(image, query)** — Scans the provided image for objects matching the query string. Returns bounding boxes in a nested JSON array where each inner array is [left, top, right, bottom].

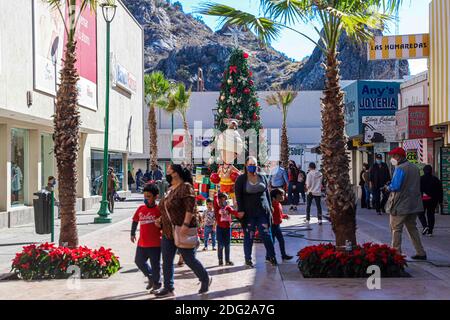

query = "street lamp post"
[[95, 1, 117, 224]]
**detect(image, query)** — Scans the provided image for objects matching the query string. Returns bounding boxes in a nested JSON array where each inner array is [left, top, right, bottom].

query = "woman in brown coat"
[[154, 164, 211, 297]]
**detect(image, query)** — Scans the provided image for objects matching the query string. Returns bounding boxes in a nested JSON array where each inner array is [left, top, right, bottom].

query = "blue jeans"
[[364, 186, 372, 207], [161, 236, 209, 290], [243, 214, 276, 261], [216, 226, 231, 262], [271, 224, 287, 257], [203, 225, 216, 249], [134, 246, 160, 285], [288, 182, 300, 206]]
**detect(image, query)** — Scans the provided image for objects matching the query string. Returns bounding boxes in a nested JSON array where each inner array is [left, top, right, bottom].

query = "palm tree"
[[44, 0, 109, 247], [265, 87, 298, 170], [166, 83, 193, 164], [144, 72, 170, 168], [200, 0, 403, 247]]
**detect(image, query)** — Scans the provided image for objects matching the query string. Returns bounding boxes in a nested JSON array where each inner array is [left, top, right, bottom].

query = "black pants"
[[360, 185, 367, 208], [107, 192, 115, 213], [271, 224, 287, 257], [418, 201, 437, 233], [372, 188, 388, 213], [135, 246, 161, 285], [216, 226, 231, 262], [306, 194, 322, 221]]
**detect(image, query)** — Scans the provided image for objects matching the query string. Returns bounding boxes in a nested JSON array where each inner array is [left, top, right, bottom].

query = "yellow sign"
[[407, 151, 419, 164], [368, 34, 430, 61], [352, 138, 373, 148]]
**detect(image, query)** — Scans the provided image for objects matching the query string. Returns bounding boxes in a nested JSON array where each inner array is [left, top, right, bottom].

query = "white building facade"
[[129, 91, 323, 173], [0, 0, 144, 228]]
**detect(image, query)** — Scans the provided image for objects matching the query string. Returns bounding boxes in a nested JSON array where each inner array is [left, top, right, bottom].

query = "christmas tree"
[[215, 48, 262, 132], [212, 48, 267, 170]]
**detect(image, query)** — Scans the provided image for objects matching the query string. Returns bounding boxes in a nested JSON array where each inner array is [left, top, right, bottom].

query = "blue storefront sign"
[[344, 80, 401, 138]]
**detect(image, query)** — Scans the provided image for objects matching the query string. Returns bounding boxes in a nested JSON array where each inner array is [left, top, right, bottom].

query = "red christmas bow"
[[229, 65, 238, 74]]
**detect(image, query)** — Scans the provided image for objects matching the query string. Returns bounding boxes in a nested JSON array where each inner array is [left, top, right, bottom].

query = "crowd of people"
[[129, 157, 325, 297], [129, 146, 444, 297]]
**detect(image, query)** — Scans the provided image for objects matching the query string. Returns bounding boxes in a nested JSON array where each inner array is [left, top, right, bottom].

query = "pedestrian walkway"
[[1, 200, 450, 300]]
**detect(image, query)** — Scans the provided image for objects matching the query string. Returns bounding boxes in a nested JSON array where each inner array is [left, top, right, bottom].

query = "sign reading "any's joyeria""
[[368, 34, 430, 61]]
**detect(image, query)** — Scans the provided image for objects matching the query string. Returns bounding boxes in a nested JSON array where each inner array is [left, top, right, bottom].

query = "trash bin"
[[33, 190, 52, 234]]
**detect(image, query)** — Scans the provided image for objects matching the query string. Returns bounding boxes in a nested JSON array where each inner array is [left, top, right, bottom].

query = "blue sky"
[[177, 0, 430, 75]]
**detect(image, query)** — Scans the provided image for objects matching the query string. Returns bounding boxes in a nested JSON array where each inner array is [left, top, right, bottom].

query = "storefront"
[[344, 80, 402, 184], [429, 0, 450, 214], [0, 0, 144, 228], [90, 150, 125, 196]]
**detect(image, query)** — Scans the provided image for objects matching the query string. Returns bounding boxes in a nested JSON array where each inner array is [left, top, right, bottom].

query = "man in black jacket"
[[369, 154, 391, 215]]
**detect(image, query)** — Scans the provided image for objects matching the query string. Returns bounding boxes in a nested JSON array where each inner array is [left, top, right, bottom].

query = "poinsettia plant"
[[11, 243, 120, 280], [298, 243, 408, 278]]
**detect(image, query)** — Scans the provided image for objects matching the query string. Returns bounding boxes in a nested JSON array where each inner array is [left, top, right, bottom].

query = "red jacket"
[[272, 200, 289, 225], [213, 195, 238, 228]]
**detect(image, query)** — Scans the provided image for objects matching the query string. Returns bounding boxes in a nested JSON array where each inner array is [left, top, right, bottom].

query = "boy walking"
[[213, 193, 239, 266], [131, 184, 162, 293], [202, 199, 217, 251], [270, 188, 294, 261]]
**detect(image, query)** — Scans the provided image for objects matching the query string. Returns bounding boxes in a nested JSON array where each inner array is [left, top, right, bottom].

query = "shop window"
[[11, 128, 29, 207], [41, 133, 54, 189], [90, 150, 123, 196]]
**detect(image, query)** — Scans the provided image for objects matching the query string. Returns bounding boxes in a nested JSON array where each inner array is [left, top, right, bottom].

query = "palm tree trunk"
[[321, 51, 357, 248], [281, 110, 289, 169], [149, 105, 158, 168], [54, 41, 80, 248]]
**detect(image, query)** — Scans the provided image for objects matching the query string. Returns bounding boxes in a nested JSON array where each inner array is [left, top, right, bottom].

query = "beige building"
[[0, 0, 144, 228]]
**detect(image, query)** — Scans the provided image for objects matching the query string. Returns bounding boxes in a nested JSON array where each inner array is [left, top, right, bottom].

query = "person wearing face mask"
[[369, 154, 391, 215], [156, 164, 211, 297], [131, 183, 162, 293], [235, 156, 277, 267], [385, 147, 427, 260]]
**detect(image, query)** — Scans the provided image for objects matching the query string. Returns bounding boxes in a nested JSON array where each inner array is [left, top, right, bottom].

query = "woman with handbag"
[[155, 164, 211, 297]]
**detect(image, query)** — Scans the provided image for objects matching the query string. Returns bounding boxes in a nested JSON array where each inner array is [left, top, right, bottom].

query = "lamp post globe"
[[95, 0, 117, 224]]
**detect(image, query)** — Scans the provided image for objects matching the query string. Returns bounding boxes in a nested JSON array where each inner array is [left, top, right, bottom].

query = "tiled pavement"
[[1, 197, 450, 300]]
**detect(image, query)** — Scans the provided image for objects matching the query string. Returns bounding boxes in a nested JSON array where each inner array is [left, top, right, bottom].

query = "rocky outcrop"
[[122, 0, 409, 91]]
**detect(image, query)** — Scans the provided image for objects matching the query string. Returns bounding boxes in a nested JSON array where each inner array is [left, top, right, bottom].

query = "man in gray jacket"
[[385, 147, 427, 260]]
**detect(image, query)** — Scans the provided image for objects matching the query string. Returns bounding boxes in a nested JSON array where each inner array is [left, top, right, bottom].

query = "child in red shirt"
[[270, 188, 293, 261], [213, 193, 239, 266], [131, 183, 162, 293]]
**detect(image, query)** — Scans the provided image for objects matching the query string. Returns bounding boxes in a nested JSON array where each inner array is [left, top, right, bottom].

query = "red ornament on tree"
[[244, 88, 250, 94], [243, 52, 249, 59], [230, 87, 237, 95], [249, 80, 254, 86], [255, 102, 260, 108], [252, 113, 259, 121], [226, 107, 231, 114], [249, 71, 253, 77]]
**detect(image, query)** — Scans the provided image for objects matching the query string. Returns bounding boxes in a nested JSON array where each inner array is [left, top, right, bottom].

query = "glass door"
[[11, 128, 29, 207]]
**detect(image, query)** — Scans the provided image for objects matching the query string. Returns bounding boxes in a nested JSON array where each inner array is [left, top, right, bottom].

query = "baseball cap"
[[375, 154, 383, 159], [388, 147, 406, 158]]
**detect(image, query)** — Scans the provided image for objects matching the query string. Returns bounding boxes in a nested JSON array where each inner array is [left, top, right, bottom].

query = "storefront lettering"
[[359, 97, 397, 109]]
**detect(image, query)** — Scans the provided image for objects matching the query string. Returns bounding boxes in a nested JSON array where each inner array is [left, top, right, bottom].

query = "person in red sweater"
[[131, 183, 162, 293], [270, 188, 294, 261], [214, 193, 239, 266]]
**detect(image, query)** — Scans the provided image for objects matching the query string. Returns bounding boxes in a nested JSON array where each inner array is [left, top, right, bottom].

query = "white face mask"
[[390, 158, 398, 167]]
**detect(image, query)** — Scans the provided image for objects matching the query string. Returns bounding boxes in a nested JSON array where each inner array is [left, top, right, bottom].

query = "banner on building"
[[362, 116, 397, 144], [368, 34, 430, 61], [33, 0, 97, 110]]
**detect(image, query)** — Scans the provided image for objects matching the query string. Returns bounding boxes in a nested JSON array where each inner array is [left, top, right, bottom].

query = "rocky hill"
[[122, 0, 409, 91]]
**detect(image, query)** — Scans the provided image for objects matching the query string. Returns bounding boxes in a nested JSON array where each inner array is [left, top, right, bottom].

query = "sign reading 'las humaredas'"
[[368, 34, 430, 61]]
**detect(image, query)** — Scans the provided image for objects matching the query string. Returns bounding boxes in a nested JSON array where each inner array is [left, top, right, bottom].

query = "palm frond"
[[260, 0, 310, 25], [198, 3, 282, 45]]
